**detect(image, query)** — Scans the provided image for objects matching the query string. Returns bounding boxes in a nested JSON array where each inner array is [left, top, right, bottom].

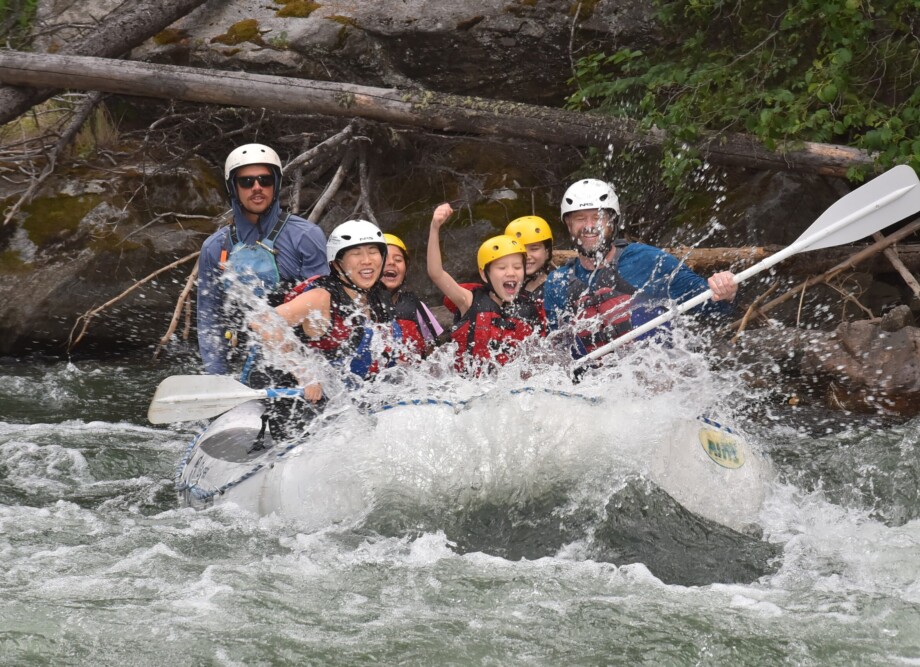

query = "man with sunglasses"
[[197, 143, 329, 376], [543, 178, 738, 360]]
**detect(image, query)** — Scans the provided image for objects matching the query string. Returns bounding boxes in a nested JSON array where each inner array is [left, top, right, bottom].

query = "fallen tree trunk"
[[0, 51, 876, 177], [0, 0, 209, 126], [554, 244, 920, 275]]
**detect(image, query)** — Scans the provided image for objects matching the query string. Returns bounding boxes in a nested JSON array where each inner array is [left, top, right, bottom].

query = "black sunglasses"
[[235, 174, 275, 189]]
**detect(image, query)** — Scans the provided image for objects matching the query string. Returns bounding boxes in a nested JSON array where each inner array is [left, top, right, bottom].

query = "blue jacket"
[[543, 242, 733, 333], [197, 200, 329, 374]]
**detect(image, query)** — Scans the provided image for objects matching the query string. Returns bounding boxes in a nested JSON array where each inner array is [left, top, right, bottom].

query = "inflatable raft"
[[174, 388, 773, 535]]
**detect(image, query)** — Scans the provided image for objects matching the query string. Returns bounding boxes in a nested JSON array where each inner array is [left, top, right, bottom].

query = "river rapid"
[[1, 342, 920, 666]]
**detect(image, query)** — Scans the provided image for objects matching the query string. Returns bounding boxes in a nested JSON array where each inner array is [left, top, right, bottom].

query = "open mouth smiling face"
[[484, 254, 525, 301], [566, 210, 610, 252], [381, 247, 406, 290]]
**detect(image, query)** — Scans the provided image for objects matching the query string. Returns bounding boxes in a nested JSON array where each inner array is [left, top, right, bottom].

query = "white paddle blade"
[[147, 375, 266, 424], [798, 164, 920, 251]]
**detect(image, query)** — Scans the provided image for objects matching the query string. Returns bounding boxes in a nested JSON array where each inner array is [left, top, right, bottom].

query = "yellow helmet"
[[383, 233, 408, 257], [505, 216, 553, 246], [477, 235, 525, 271]]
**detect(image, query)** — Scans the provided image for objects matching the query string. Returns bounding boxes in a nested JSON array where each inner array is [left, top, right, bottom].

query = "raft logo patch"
[[698, 428, 745, 469]]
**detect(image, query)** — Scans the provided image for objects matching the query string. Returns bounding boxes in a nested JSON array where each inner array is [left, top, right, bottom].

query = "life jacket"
[[220, 213, 291, 305], [218, 214, 292, 352], [450, 286, 545, 374], [564, 240, 637, 355], [286, 274, 399, 380], [528, 280, 546, 303], [391, 289, 440, 358], [443, 282, 483, 323]]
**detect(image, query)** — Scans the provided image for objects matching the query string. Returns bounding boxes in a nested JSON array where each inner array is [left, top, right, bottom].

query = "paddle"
[[574, 164, 920, 367], [148, 375, 304, 424]]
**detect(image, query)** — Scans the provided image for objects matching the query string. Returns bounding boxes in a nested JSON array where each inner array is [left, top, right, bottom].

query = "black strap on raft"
[[247, 413, 270, 454]]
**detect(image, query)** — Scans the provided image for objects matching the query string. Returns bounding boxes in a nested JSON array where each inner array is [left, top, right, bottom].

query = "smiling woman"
[[247, 219, 399, 434]]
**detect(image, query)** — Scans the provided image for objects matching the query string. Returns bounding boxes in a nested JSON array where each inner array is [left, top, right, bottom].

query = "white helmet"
[[224, 143, 283, 198], [326, 219, 387, 263], [560, 178, 620, 218]]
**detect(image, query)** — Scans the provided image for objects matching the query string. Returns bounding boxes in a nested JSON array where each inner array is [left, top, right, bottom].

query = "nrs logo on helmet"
[[560, 179, 620, 218], [326, 219, 387, 263]]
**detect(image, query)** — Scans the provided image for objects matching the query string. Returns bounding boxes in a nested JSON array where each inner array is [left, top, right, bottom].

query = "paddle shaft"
[[574, 181, 918, 366], [155, 386, 303, 405]]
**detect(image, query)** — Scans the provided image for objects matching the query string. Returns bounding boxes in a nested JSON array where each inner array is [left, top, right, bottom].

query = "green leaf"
[[817, 84, 838, 103]]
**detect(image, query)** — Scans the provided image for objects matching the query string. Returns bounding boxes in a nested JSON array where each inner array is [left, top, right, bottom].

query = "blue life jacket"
[[221, 214, 290, 299]]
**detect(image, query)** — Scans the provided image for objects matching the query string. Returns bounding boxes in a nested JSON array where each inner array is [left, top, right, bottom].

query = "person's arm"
[[250, 288, 332, 402], [426, 203, 474, 315], [196, 237, 228, 375], [618, 244, 734, 318], [298, 222, 330, 279]]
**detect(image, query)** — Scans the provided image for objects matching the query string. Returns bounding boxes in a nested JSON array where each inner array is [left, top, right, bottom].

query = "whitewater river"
[[2, 347, 919, 665]]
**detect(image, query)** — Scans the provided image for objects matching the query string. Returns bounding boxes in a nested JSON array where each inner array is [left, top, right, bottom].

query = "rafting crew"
[[543, 178, 738, 359], [380, 233, 444, 359], [427, 202, 546, 374], [196, 143, 328, 376], [200, 152, 738, 424]]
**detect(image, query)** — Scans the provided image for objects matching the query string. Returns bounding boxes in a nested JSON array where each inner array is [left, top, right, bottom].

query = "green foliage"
[[0, 0, 38, 48], [567, 0, 920, 188]]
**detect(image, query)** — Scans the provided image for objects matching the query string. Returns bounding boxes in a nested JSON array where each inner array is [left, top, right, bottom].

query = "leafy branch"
[[568, 0, 920, 190]]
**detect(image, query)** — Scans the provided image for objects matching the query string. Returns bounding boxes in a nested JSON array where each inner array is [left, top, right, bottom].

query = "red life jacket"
[[285, 275, 396, 378], [564, 241, 636, 353], [450, 286, 545, 374]]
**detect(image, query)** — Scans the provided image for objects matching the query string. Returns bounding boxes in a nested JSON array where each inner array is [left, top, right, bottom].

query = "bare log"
[[352, 140, 378, 225], [308, 147, 356, 223], [153, 261, 199, 359], [284, 124, 354, 172], [731, 283, 779, 342], [0, 51, 877, 177], [69, 251, 200, 350], [873, 232, 920, 300], [0, 0, 209, 126]]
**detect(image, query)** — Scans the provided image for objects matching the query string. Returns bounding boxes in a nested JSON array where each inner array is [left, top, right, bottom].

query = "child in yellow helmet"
[[427, 203, 545, 373], [504, 215, 555, 300]]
